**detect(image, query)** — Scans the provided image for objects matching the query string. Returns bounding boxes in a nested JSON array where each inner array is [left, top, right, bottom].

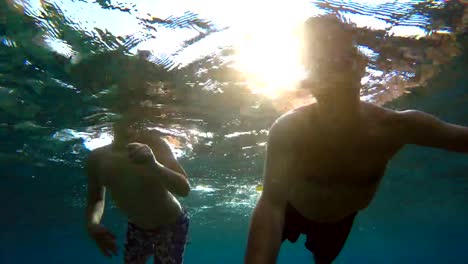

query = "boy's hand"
[[87, 223, 118, 257], [127, 142, 157, 165]]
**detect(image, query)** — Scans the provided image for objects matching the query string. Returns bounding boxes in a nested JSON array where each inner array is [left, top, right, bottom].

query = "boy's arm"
[[154, 166, 190, 197], [86, 151, 106, 228], [149, 136, 188, 178], [85, 151, 118, 257], [130, 134, 190, 197]]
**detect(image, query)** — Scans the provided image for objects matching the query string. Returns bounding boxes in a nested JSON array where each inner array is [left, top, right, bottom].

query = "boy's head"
[[112, 115, 143, 146]]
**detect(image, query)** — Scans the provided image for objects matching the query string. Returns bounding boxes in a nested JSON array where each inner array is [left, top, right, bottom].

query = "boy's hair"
[[112, 114, 144, 135]]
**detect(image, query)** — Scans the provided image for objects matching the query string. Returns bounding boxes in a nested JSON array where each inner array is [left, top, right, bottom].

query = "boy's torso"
[[94, 145, 182, 229]]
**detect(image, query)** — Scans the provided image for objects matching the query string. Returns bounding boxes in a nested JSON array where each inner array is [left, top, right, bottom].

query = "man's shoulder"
[[269, 103, 316, 140], [361, 101, 391, 113], [361, 101, 400, 121], [273, 104, 315, 127], [360, 102, 427, 133], [87, 145, 111, 164]]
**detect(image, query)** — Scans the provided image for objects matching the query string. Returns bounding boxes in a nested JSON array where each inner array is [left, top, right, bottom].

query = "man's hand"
[[87, 223, 118, 257], [127, 142, 157, 165]]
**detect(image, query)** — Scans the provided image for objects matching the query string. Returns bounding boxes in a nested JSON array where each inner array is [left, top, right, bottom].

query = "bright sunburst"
[[231, 1, 311, 98]]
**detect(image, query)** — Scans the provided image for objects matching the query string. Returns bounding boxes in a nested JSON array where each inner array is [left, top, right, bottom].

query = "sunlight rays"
[[231, 0, 311, 98]]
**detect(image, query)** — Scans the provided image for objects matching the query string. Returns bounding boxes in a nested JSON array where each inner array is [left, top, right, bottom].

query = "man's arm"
[[398, 110, 468, 152], [245, 122, 291, 264]]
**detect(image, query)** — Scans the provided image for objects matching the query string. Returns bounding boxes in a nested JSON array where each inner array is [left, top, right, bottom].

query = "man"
[[86, 118, 191, 264], [245, 15, 468, 264]]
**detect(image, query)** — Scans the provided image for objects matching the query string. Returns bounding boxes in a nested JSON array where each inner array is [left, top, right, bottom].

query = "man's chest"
[[290, 138, 392, 185]]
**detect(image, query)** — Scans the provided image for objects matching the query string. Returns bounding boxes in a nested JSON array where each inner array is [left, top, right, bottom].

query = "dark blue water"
[[2, 63, 467, 262], [1, 1, 467, 263], [2, 140, 468, 263]]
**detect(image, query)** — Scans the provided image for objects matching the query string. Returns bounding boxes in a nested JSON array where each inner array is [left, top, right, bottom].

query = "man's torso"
[[280, 102, 404, 222]]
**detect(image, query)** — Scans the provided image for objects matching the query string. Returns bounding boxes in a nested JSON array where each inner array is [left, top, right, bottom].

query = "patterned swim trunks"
[[124, 210, 189, 264]]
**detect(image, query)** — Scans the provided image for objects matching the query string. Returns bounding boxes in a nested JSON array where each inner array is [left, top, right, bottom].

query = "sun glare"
[[231, 1, 311, 98]]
